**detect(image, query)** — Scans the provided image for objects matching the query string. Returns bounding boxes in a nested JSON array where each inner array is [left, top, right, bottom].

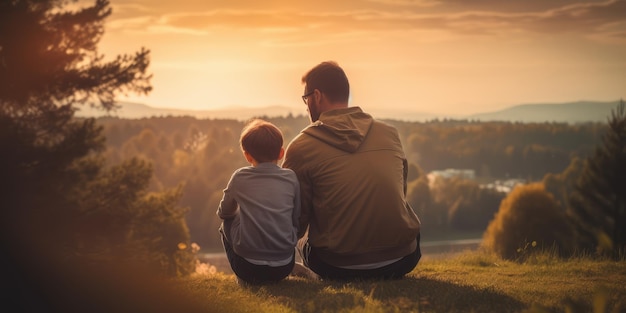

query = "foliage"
[[542, 156, 585, 211], [429, 177, 505, 231], [482, 183, 575, 260], [406, 162, 431, 216], [568, 99, 626, 257], [388, 119, 603, 181], [0, 0, 193, 278], [0, 0, 150, 122], [72, 158, 196, 276], [448, 186, 504, 231]]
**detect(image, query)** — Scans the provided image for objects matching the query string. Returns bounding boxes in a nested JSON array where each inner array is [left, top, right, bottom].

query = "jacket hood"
[[303, 107, 373, 153]]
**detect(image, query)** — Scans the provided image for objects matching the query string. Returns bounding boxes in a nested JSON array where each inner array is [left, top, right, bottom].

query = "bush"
[[482, 183, 574, 260]]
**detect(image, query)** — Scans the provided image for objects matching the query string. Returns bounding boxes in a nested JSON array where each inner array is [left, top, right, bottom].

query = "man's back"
[[283, 107, 421, 266]]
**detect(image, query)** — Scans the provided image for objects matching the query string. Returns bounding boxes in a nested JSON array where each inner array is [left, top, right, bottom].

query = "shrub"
[[482, 183, 574, 260]]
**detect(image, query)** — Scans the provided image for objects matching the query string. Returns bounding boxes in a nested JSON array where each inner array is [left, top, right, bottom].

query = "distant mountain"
[[75, 102, 303, 120], [75, 100, 622, 123], [367, 107, 444, 121], [468, 100, 620, 123]]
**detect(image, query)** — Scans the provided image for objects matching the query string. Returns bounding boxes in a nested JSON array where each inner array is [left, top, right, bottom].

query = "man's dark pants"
[[300, 233, 421, 281]]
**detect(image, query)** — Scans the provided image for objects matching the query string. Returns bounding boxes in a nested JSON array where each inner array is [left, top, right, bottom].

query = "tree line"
[[483, 100, 626, 260], [95, 115, 607, 251]]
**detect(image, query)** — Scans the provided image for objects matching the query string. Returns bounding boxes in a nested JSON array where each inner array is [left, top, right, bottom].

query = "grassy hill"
[[179, 251, 625, 313], [12, 250, 623, 312]]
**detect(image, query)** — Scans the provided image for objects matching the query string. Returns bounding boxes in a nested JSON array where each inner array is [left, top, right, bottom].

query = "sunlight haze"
[[97, 0, 626, 117]]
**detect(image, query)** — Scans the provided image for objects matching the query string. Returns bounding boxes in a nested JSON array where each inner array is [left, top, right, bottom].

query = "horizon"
[[95, 0, 625, 115], [76, 99, 621, 123]]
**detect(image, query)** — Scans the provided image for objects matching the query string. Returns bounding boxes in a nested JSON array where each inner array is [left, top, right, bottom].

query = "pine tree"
[[568, 99, 626, 256], [0, 0, 195, 278]]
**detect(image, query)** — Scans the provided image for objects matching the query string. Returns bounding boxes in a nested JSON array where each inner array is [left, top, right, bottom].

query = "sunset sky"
[[96, 0, 626, 117]]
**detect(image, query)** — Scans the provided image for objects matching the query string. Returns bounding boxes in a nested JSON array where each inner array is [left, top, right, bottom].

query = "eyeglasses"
[[301, 91, 314, 104]]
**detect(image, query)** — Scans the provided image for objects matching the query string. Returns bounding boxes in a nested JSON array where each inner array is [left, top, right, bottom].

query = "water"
[[198, 238, 482, 273]]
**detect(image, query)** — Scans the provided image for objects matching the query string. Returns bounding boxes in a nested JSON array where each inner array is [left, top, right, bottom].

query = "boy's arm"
[[216, 172, 238, 220]]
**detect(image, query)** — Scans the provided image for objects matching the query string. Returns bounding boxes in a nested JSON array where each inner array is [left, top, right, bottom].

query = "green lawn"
[[180, 252, 626, 313]]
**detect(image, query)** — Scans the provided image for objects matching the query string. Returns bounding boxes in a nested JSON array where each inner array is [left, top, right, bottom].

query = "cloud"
[[164, 10, 302, 31], [110, 2, 152, 14], [107, 16, 157, 30], [106, 15, 210, 36], [363, 0, 442, 7], [521, 0, 626, 32], [105, 0, 626, 42]]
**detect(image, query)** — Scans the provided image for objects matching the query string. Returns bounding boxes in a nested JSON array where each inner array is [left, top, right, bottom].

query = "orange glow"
[[97, 0, 626, 118]]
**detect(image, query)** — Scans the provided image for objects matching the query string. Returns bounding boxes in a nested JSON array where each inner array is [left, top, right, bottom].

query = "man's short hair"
[[302, 61, 350, 104], [240, 119, 284, 163]]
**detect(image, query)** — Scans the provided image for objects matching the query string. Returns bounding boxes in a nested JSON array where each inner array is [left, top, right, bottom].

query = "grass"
[[179, 251, 626, 313]]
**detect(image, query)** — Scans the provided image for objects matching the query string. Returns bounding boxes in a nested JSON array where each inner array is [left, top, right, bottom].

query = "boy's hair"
[[240, 119, 284, 163], [301, 61, 350, 104]]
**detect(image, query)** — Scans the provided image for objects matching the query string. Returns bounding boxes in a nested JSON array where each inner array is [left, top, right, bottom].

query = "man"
[[283, 61, 422, 280]]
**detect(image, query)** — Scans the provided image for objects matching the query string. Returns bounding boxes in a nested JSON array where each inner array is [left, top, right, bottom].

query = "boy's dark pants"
[[220, 221, 294, 284]]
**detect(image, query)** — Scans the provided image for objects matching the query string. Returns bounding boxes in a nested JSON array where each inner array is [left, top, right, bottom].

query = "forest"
[[96, 115, 607, 251]]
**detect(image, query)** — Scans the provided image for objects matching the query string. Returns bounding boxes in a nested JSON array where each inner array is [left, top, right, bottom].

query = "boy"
[[217, 119, 300, 285]]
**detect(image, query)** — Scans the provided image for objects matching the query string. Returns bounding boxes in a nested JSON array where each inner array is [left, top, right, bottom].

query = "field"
[[178, 251, 626, 313]]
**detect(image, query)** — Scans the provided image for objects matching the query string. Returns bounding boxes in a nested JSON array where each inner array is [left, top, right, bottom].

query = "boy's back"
[[218, 163, 300, 261], [216, 119, 300, 285]]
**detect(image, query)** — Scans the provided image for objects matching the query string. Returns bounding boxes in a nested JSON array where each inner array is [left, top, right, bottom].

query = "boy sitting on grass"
[[217, 119, 301, 285]]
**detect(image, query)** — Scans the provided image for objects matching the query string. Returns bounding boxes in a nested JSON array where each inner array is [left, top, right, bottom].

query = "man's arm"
[[283, 146, 312, 238], [295, 174, 312, 238], [403, 158, 409, 196], [292, 178, 302, 232]]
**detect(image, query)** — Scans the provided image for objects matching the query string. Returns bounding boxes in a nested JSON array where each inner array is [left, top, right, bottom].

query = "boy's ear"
[[278, 147, 285, 160], [243, 150, 255, 164]]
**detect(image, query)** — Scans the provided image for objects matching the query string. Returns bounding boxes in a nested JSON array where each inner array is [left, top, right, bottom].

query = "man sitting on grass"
[[284, 61, 422, 281]]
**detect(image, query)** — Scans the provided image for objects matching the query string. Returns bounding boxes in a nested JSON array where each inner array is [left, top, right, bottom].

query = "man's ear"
[[313, 89, 322, 103], [278, 147, 285, 161]]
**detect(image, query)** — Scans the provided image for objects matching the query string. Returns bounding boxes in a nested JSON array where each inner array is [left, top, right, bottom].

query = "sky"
[[94, 0, 626, 117]]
